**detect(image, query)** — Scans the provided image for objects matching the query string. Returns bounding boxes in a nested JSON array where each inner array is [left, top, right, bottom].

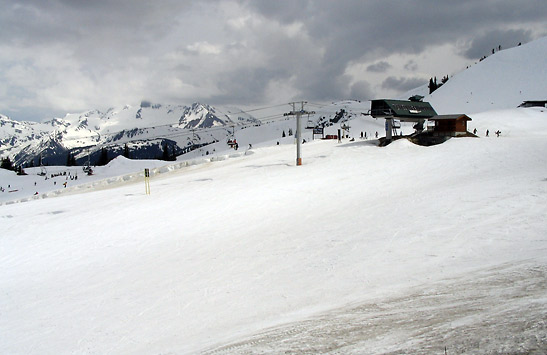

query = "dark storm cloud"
[[249, 0, 546, 57], [367, 61, 392, 73], [244, 0, 547, 100], [382, 76, 427, 92], [0, 0, 189, 55]]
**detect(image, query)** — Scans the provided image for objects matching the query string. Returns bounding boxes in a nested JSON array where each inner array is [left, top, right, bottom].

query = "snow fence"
[[1, 150, 254, 205]]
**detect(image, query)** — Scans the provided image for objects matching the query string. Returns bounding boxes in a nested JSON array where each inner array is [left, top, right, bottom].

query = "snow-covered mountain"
[[417, 37, 547, 114], [0, 102, 260, 166]]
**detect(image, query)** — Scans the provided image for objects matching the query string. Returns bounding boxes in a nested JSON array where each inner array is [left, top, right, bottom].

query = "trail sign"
[[144, 168, 151, 194]]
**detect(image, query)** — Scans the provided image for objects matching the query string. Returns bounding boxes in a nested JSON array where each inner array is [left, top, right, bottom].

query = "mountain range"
[[0, 102, 260, 166]]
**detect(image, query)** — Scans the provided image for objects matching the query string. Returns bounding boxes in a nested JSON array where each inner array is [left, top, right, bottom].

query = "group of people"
[[475, 128, 501, 137], [44, 171, 78, 180], [358, 131, 379, 139]]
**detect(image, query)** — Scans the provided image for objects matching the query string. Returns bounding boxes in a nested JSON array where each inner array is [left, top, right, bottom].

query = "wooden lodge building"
[[428, 114, 472, 137]]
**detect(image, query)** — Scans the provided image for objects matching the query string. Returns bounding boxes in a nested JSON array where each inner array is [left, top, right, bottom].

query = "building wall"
[[434, 118, 468, 135]]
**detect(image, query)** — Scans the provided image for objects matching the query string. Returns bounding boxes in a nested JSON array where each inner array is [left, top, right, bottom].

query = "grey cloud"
[[404, 60, 418, 72], [2, 0, 547, 121], [382, 76, 426, 92], [246, 0, 312, 24], [350, 81, 373, 100], [244, 0, 547, 103], [462, 29, 533, 59], [248, 0, 547, 60], [210, 67, 291, 105], [0, 0, 189, 51], [367, 61, 391, 73]]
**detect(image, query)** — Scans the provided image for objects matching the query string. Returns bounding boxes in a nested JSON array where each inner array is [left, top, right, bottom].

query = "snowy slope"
[[425, 37, 547, 114], [1, 107, 546, 353], [0, 109, 387, 204]]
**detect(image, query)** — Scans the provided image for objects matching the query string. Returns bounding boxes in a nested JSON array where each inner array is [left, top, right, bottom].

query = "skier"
[[486, 129, 489, 137]]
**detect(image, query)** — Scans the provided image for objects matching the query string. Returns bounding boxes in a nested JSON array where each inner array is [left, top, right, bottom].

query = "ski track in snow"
[[203, 262, 547, 354]]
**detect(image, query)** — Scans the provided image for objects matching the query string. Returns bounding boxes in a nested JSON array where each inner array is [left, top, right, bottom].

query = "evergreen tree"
[[428, 78, 436, 94], [66, 152, 74, 166], [429, 76, 445, 94], [66, 152, 77, 166], [162, 144, 170, 161], [1, 157, 14, 171], [96, 148, 109, 166], [170, 146, 177, 161], [282, 130, 286, 138], [123, 144, 130, 158]]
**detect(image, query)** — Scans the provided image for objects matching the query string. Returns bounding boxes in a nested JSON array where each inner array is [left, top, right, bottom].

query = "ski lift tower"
[[284, 102, 315, 166]]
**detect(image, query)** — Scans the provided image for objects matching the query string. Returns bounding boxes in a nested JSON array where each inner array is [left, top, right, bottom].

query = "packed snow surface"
[[1, 107, 547, 353]]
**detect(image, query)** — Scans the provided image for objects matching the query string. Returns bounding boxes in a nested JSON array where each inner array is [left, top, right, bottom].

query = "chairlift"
[[226, 126, 239, 148], [340, 117, 351, 131], [391, 120, 402, 136], [38, 165, 47, 176], [37, 152, 47, 176], [305, 113, 316, 129], [82, 150, 92, 174]]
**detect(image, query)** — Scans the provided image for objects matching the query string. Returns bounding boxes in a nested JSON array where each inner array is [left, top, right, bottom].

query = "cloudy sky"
[[1, 0, 546, 122]]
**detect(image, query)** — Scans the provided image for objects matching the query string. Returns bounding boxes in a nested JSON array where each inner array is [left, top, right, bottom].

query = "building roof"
[[429, 114, 472, 121], [370, 99, 437, 120], [518, 100, 547, 108]]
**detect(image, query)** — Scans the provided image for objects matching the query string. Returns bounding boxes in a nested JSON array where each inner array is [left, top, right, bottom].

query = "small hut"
[[428, 114, 472, 137]]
